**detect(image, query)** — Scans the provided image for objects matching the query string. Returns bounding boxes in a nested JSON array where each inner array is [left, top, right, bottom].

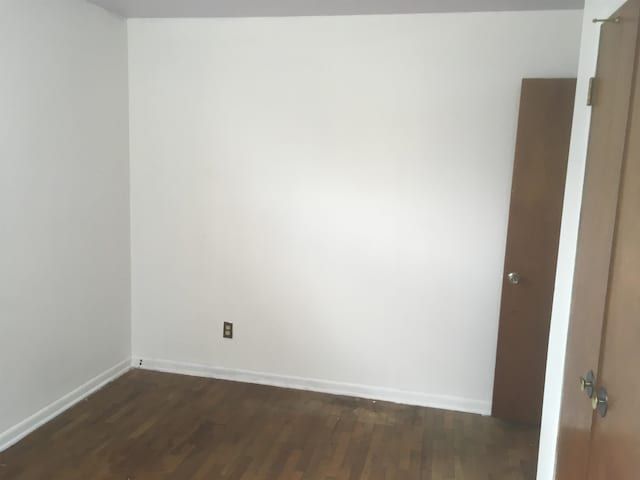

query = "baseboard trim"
[[0, 359, 131, 452], [134, 357, 491, 416]]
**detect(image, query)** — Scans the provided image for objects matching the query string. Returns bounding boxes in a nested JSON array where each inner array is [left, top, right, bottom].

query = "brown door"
[[556, 1, 640, 478], [586, 45, 640, 478], [492, 79, 576, 424]]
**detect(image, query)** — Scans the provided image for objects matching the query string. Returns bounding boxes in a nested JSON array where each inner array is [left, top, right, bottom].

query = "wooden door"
[[492, 79, 576, 424], [586, 41, 640, 477], [556, 1, 640, 478]]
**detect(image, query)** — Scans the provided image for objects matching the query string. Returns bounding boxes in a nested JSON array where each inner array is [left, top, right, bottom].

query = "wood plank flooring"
[[0, 370, 539, 479]]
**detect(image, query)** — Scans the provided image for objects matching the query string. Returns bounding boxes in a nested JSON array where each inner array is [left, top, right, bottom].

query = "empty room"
[[2, 0, 640, 478]]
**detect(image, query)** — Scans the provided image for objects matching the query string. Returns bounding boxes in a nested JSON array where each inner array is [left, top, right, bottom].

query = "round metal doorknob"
[[592, 386, 609, 418], [507, 272, 521, 285], [580, 370, 595, 398]]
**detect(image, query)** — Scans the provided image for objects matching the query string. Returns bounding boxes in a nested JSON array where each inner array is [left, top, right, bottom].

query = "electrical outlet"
[[223, 322, 233, 339]]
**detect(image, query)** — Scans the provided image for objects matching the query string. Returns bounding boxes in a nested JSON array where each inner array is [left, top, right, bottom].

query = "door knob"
[[592, 386, 608, 418], [579, 370, 596, 398], [507, 272, 521, 285]]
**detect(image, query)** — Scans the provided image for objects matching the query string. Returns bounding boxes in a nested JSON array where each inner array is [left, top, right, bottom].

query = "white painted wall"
[[128, 11, 582, 413], [0, 0, 130, 447], [537, 1, 624, 478]]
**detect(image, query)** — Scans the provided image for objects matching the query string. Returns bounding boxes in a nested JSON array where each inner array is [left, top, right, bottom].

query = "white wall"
[[0, 0, 130, 447], [128, 11, 581, 413], [537, 1, 625, 478]]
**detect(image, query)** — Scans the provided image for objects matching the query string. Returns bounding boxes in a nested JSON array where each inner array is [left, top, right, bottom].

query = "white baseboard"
[[0, 359, 131, 452], [134, 357, 491, 416]]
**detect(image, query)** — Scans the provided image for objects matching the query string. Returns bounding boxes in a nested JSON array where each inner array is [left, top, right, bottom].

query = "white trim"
[[134, 357, 491, 416], [0, 359, 131, 452]]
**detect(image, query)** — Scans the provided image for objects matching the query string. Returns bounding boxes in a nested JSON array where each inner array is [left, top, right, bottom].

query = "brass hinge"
[[587, 77, 595, 106]]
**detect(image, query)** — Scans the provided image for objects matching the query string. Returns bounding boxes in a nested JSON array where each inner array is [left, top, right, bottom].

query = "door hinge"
[[587, 77, 595, 106]]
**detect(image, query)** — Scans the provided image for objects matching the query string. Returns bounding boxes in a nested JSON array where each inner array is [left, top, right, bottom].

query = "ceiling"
[[87, 0, 585, 18]]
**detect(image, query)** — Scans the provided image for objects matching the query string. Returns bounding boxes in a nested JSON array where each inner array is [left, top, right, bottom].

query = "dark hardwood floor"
[[0, 370, 539, 479]]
